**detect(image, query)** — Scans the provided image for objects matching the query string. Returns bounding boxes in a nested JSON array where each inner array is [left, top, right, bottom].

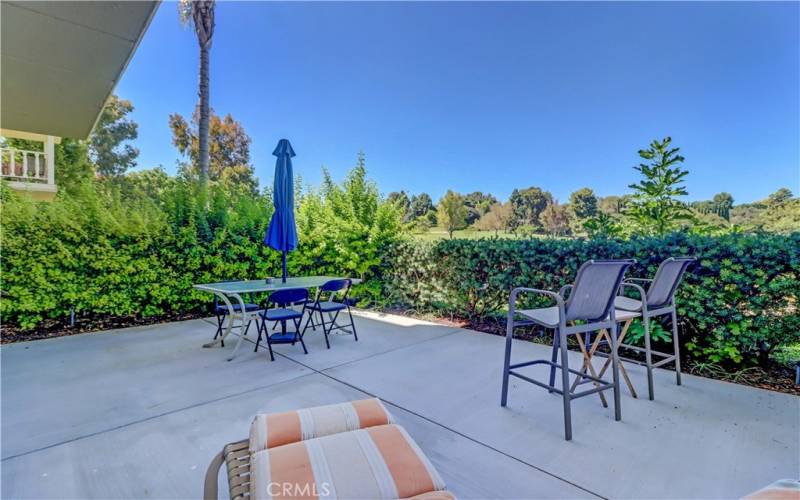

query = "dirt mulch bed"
[[1, 312, 208, 345], [384, 308, 800, 396]]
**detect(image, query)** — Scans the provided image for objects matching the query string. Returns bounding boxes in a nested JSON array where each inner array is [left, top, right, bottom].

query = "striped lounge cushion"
[[744, 479, 800, 500], [250, 398, 395, 453], [250, 424, 451, 500]]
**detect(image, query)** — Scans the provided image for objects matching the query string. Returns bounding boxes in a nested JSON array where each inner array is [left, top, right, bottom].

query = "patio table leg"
[[226, 293, 251, 362], [203, 291, 236, 349]]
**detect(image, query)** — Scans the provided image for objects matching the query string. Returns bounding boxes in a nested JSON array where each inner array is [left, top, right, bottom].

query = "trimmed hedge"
[[381, 233, 800, 367], [2, 181, 798, 368]]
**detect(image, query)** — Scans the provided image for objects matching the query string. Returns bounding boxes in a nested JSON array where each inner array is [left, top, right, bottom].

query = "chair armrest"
[[509, 287, 565, 314], [558, 284, 573, 299], [618, 282, 647, 301], [624, 278, 653, 284], [203, 448, 224, 500]]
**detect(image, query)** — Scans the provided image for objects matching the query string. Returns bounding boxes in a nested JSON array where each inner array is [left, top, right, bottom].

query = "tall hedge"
[[382, 234, 800, 367], [0, 167, 401, 330], [2, 179, 797, 369]]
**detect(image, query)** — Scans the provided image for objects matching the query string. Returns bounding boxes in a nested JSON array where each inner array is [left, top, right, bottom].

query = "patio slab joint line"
[[279, 351, 607, 500], [0, 369, 320, 462]]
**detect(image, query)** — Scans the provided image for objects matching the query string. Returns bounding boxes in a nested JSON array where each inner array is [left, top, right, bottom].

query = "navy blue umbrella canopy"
[[264, 139, 299, 282]]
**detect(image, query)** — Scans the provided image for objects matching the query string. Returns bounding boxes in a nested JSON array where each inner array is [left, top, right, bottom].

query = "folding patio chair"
[[213, 282, 259, 347], [302, 278, 358, 349], [607, 257, 696, 400], [255, 288, 309, 361], [501, 259, 635, 441]]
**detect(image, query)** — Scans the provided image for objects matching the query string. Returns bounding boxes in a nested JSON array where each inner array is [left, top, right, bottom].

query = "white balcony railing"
[[1, 146, 52, 184]]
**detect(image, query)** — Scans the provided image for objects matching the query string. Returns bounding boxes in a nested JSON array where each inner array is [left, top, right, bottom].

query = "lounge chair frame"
[[204, 439, 249, 500]]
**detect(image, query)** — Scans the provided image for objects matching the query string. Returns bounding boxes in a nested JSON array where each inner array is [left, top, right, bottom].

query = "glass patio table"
[[193, 276, 361, 361]]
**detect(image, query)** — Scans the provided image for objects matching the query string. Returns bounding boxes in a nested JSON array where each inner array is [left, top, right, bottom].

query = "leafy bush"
[[2, 172, 798, 370], [380, 233, 800, 368], [0, 162, 401, 329]]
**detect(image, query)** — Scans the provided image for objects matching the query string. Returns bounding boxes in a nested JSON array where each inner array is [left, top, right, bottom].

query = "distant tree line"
[[387, 137, 798, 238]]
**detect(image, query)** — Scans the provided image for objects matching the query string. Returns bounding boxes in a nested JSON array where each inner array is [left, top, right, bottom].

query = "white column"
[[45, 135, 55, 185]]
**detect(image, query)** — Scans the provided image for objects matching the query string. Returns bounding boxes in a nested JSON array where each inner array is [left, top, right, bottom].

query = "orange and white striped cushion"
[[744, 479, 800, 500], [249, 398, 395, 453], [251, 424, 448, 500]]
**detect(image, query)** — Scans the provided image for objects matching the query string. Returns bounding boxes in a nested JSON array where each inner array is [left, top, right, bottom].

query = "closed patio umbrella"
[[264, 139, 298, 283]]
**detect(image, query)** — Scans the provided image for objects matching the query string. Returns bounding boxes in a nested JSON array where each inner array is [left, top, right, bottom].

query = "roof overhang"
[[0, 1, 159, 139]]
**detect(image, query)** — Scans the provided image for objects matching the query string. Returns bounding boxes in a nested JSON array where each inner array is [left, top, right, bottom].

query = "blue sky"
[[117, 1, 799, 204]]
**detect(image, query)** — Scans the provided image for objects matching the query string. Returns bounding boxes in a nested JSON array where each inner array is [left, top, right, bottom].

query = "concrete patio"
[[2, 311, 797, 499]]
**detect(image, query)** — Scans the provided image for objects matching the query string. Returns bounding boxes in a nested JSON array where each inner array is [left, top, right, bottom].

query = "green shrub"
[[380, 233, 800, 368], [0, 163, 401, 330], [2, 174, 798, 370]]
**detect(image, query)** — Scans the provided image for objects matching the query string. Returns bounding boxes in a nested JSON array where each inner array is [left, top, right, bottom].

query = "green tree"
[[476, 202, 512, 235], [409, 192, 434, 220], [463, 191, 498, 225], [539, 200, 569, 237], [169, 110, 257, 194], [387, 190, 411, 221], [437, 190, 468, 238], [508, 186, 553, 232], [766, 188, 794, 206], [569, 188, 598, 219], [598, 195, 629, 215], [55, 139, 94, 192], [296, 154, 403, 280], [89, 95, 139, 176], [568, 187, 598, 232], [625, 136, 693, 235], [179, 0, 215, 192], [583, 212, 624, 238], [712, 192, 734, 221]]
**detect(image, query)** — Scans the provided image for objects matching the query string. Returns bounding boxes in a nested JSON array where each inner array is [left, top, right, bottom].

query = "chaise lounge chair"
[[204, 398, 455, 500]]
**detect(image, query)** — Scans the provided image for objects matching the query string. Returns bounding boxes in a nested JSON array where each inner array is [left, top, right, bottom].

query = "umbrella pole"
[[282, 251, 287, 283]]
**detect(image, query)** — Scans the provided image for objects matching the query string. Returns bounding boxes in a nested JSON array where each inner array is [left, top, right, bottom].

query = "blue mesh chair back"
[[646, 257, 695, 309], [268, 287, 309, 306], [565, 259, 635, 322], [320, 279, 350, 292]]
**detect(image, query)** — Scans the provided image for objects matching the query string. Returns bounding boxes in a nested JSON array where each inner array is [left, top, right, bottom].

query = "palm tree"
[[179, 0, 215, 190]]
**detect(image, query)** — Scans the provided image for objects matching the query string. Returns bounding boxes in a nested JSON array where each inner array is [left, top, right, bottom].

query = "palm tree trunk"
[[190, 0, 214, 202], [198, 44, 210, 189]]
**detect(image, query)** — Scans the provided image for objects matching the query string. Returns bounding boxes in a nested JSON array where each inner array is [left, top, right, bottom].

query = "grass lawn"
[[413, 228, 572, 241], [413, 228, 521, 241]]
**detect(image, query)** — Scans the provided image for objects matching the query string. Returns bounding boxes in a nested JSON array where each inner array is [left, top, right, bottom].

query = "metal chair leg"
[[557, 326, 573, 441], [671, 309, 682, 386], [501, 316, 514, 407], [548, 332, 559, 393], [294, 318, 308, 354], [307, 312, 317, 331], [254, 318, 266, 352], [346, 305, 358, 341], [318, 310, 331, 349], [610, 322, 622, 422], [214, 314, 226, 347], [214, 314, 224, 339], [643, 314, 655, 400]]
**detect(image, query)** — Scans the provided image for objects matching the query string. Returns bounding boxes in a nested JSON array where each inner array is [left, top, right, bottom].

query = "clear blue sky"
[[117, 1, 799, 204]]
